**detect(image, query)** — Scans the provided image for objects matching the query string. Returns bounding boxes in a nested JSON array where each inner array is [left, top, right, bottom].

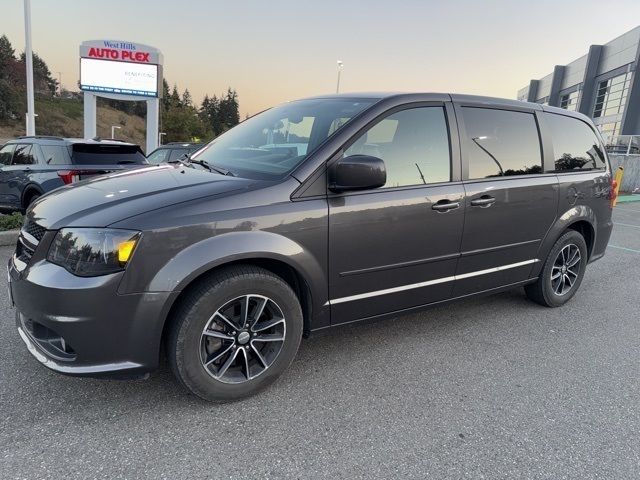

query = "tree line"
[[0, 34, 57, 121], [159, 80, 240, 143], [0, 34, 240, 143]]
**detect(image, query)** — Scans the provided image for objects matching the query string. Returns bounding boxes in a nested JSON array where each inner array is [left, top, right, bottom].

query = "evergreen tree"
[[19, 51, 57, 95], [170, 85, 181, 107], [161, 79, 171, 110], [182, 89, 192, 107], [0, 34, 16, 77], [0, 35, 19, 120], [217, 88, 240, 134]]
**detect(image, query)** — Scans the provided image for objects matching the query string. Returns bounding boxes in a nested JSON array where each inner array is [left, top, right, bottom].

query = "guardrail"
[[605, 135, 640, 155]]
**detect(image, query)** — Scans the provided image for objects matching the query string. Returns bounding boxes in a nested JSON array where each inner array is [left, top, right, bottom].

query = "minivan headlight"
[[47, 228, 141, 277]]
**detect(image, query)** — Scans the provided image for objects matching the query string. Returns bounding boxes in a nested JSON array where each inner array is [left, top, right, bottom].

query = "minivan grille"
[[16, 220, 45, 265], [23, 220, 46, 242], [16, 235, 36, 264]]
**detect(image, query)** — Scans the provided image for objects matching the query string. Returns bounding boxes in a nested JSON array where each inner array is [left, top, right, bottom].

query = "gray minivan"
[[9, 93, 614, 402]]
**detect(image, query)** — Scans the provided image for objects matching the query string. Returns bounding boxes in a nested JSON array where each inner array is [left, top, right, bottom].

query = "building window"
[[559, 90, 580, 111], [593, 71, 632, 118], [598, 122, 621, 140]]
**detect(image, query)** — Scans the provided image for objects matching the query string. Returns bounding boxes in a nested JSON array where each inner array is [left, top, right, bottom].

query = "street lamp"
[[336, 60, 344, 94], [23, 0, 36, 135], [111, 125, 121, 139], [158, 132, 166, 145]]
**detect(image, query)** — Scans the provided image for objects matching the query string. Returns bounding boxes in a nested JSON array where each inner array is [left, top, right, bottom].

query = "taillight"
[[57, 170, 81, 185]]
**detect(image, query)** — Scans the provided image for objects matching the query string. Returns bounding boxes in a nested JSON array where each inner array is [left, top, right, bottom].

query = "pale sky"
[[2, 0, 640, 117]]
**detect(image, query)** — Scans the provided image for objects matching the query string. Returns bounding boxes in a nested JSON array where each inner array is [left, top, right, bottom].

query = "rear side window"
[[40, 145, 71, 165], [462, 108, 542, 179], [0, 144, 15, 165], [71, 144, 146, 165], [12, 144, 35, 165], [544, 113, 606, 171]]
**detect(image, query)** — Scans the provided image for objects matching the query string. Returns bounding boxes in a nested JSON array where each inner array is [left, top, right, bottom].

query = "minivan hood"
[[28, 164, 253, 229]]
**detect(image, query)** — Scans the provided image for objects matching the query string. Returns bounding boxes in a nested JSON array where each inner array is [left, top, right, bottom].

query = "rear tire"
[[167, 265, 303, 402], [525, 230, 588, 307]]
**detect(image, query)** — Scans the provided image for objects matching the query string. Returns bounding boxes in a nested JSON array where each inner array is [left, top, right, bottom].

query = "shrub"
[[0, 212, 24, 231]]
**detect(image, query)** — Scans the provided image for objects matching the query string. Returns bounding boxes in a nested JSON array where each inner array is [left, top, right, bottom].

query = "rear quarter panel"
[[533, 170, 612, 275]]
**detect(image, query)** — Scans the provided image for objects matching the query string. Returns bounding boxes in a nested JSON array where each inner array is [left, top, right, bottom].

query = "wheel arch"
[[534, 205, 597, 276], [152, 231, 328, 354], [21, 183, 44, 209]]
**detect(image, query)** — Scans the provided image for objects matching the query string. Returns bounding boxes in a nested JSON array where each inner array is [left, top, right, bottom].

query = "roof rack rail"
[[17, 135, 65, 140], [165, 141, 200, 145]]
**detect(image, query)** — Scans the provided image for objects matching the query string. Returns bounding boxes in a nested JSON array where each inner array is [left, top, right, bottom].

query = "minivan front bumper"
[[9, 255, 175, 378]]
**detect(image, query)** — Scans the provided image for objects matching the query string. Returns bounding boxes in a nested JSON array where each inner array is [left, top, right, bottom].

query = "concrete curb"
[[0, 230, 19, 247]]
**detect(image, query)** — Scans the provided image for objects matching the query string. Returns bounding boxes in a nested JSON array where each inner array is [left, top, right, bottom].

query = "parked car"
[[146, 142, 204, 164], [9, 93, 614, 402], [0, 136, 147, 212]]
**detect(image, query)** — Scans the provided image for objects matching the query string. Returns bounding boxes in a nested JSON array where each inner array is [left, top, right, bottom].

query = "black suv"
[[9, 94, 614, 402], [0, 136, 147, 211], [146, 142, 204, 164]]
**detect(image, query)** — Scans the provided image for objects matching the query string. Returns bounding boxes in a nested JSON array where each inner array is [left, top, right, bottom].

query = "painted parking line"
[[615, 205, 640, 213], [613, 210, 640, 216], [609, 244, 640, 254], [614, 222, 640, 229]]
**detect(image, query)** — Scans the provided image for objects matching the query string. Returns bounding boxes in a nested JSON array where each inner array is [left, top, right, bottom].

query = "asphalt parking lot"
[[1, 207, 639, 479]]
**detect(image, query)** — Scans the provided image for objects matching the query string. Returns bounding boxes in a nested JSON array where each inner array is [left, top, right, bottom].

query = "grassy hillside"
[[0, 96, 147, 150]]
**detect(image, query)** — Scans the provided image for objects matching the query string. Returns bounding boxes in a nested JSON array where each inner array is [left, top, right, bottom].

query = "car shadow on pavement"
[[5, 287, 537, 411]]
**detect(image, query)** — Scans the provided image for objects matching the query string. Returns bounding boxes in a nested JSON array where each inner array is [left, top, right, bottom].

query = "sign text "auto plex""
[[86, 48, 150, 63]]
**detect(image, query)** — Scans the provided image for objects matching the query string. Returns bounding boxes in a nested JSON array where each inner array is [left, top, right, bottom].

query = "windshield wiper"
[[205, 163, 235, 176], [168, 153, 235, 176]]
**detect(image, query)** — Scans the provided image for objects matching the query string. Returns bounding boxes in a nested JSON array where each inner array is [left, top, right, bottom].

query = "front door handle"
[[470, 195, 496, 207], [432, 200, 460, 212]]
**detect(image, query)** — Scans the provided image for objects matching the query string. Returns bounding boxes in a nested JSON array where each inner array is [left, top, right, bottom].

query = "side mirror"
[[328, 155, 386, 192]]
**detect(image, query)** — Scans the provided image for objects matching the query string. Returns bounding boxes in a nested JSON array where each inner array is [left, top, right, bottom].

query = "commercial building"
[[517, 26, 640, 145]]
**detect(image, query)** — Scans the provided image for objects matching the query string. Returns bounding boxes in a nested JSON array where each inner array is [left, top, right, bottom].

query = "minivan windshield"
[[191, 98, 375, 180]]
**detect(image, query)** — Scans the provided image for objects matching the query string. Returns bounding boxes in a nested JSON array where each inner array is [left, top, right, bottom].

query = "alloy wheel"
[[551, 244, 581, 296], [199, 295, 286, 384]]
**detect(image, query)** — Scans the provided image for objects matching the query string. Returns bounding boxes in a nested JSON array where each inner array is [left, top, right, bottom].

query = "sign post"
[[79, 40, 163, 153]]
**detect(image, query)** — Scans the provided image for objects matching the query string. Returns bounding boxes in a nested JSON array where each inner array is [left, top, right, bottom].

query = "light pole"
[[111, 125, 121, 139], [158, 132, 166, 145], [336, 60, 344, 94], [23, 0, 36, 135]]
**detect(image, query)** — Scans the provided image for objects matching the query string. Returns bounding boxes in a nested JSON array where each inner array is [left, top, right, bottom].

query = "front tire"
[[525, 230, 588, 307], [167, 265, 303, 402]]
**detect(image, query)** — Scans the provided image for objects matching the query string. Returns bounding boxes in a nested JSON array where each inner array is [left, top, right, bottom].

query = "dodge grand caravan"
[[9, 94, 614, 402]]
